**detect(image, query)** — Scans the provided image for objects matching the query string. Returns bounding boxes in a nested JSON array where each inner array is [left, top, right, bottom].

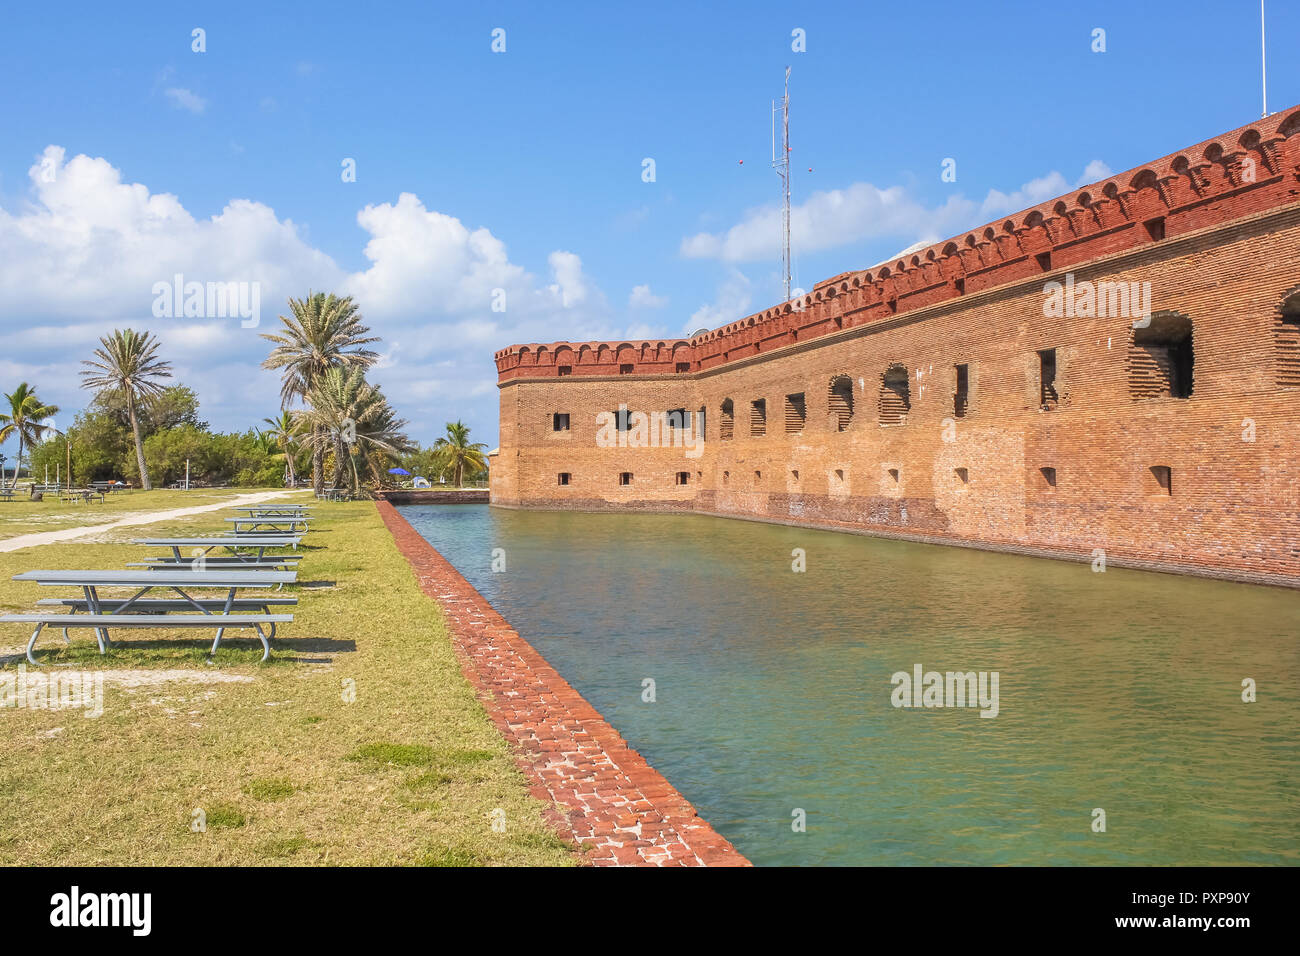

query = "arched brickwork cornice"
[[496, 106, 1300, 383]]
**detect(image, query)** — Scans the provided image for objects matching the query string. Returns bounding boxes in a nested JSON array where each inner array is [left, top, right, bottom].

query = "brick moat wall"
[[491, 109, 1300, 588]]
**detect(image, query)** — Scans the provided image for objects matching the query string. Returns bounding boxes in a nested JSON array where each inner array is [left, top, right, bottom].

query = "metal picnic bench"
[[3, 568, 296, 664], [60, 488, 106, 504], [234, 505, 313, 518], [0, 488, 15, 503], [226, 516, 312, 534], [131, 535, 303, 563]]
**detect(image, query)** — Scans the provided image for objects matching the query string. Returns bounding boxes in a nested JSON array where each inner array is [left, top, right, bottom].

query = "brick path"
[[376, 502, 749, 867]]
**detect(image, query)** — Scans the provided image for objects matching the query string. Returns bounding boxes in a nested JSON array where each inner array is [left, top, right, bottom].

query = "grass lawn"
[[0, 494, 578, 866], [0, 487, 286, 539]]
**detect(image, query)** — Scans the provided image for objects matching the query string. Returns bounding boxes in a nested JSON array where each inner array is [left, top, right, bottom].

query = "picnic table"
[[134, 535, 302, 559], [0, 488, 15, 502], [226, 516, 311, 534], [318, 487, 350, 502], [130, 536, 303, 573], [234, 506, 313, 518], [4, 568, 296, 664], [60, 489, 105, 504]]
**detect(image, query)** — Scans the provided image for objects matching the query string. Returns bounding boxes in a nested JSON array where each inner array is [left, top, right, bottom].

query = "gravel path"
[[0, 490, 311, 553]]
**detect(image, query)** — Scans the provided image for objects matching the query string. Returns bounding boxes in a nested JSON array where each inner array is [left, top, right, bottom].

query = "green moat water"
[[400, 504, 1300, 866]]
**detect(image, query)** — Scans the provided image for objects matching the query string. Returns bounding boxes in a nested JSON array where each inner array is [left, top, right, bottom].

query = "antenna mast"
[[1261, 0, 1268, 118], [772, 66, 791, 302]]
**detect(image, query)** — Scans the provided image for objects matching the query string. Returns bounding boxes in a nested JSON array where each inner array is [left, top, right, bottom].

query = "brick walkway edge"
[[376, 501, 750, 867]]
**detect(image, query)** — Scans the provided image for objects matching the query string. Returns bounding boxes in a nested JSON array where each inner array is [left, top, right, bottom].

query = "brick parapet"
[[495, 106, 1300, 384]]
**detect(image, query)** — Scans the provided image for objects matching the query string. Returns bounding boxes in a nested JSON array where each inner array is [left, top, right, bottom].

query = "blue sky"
[[1, 0, 1295, 453]]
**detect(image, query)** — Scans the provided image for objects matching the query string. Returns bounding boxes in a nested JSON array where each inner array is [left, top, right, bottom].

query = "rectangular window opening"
[[954, 363, 969, 418], [784, 392, 806, 433], [1149, 465, 1172, 496], [557, 473, 571, 486], [1131, 316, 1194, 400], [552, 412, 570, 432], [1040, 466, 1057, 491], [619, 472, 633, 486], [1038, 348, 1058, 410], [675, 471, 689, 485]]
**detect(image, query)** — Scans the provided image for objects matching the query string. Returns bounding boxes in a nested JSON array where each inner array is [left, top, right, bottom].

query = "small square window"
[[1149, 465, 1172, 496], [790, 469, 799, 482], [888, 468, 900, 483], [552, 412, 570, 432], [619, 364, 634, 375], [1144, 217, 1166, 241], [557, 473, 571, 486], [955, 467, 969, 484], [1035, 251, 1052, 271], [557, 365, 572, 376], [619, 472, 633, 486], [675, 362, 690, 373], [676, 471, 689, 485], [1040, 466, 1057, 491]]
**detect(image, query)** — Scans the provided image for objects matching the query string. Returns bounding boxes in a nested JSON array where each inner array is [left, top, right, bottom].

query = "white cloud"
[[628, 284, 667, 309], [0, 146, 642, 448], [681, 162, 1111, 264], [546, 250, 589, 308], [688, 269, 752, 331], [164, 88, 207, 114], [979, 162, 1112, 219]]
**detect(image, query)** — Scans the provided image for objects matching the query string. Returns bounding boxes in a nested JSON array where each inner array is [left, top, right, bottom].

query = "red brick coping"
[[376, 501, 750, 867]]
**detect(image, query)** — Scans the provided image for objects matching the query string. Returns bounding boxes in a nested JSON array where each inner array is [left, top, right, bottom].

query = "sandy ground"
[[0, 490, 310, 553]]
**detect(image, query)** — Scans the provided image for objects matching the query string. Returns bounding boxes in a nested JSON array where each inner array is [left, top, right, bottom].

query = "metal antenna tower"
[[772, 66, 792, 302], [1261, 1, 1269, 118]]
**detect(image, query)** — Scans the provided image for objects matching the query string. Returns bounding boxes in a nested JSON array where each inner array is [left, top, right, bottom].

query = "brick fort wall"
[[490, 107, 1300, 588]]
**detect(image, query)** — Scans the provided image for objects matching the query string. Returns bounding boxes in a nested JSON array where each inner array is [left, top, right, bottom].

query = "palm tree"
[[261, 293, 378, 494], [299, 368, 412, 494], [432, 421, 488, 488], [0, 383, 60, 489], [261, 410, 301, 486], [80, 329, 173, 490]]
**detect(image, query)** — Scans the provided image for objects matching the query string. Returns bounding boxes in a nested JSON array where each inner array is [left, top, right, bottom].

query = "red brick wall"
[[492, 109, 1300, 588]]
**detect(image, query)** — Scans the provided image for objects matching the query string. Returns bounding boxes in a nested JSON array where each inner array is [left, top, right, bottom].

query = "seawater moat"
[[400, 503, 1300, 865]]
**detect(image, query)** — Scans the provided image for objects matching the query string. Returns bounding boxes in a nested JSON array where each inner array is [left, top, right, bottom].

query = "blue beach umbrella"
[[388, 467, 411, 476]]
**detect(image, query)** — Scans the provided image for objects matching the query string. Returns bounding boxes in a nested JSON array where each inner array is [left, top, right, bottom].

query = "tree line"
[[1, 294, 489, 492]]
